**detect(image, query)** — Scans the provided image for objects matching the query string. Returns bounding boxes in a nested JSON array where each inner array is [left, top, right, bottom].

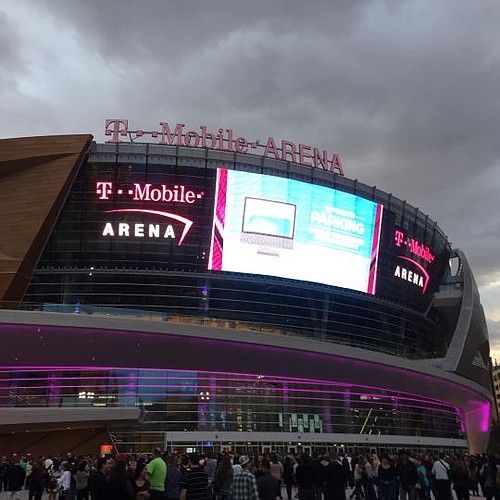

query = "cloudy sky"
[[1, 0, 499, 359]]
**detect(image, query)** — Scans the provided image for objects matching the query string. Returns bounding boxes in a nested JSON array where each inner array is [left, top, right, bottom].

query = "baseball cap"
[[239, 455, 251, 466], [115, 453, 128, 462]]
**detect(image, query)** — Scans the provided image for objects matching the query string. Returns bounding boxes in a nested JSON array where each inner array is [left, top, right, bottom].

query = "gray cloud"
[[0, 11, 25, 98], [1, 0, 499, 353]]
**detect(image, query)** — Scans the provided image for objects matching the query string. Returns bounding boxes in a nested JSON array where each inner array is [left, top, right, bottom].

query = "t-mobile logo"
[[96, 182, 113, 200], [394, 230, 404, 247], [104, 119, 129, 143]]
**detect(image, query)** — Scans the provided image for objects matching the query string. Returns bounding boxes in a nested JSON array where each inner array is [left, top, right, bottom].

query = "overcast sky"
[[1, 0, 499, 359]]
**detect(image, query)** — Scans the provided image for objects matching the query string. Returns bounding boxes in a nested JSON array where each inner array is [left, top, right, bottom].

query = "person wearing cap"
[[232, 455, 259, 500], [146, 448, 167, 500]]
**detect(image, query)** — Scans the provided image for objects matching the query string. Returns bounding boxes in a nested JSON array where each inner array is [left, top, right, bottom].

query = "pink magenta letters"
[[394, 230, 435, 264], [104, 119, 345, 176], [95, 181, 203, 205]]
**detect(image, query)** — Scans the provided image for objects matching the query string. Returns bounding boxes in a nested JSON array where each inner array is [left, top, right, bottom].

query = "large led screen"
[[208, 169, 384, 294], [375, 210, 451, 311]]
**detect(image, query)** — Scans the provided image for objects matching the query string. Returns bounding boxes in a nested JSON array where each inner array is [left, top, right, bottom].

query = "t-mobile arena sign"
[[104, 119, 344, 176], [96, 180, 204, 246]]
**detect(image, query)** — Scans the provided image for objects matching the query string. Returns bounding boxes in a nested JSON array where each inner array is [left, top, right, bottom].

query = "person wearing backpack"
[[431, 454, 451, 500]]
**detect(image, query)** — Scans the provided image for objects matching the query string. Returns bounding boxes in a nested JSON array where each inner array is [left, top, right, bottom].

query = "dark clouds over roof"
[[1, 0, 499, 353]]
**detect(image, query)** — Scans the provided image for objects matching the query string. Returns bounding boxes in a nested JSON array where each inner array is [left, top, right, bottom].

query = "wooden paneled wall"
[[0, 134, 93, 308]]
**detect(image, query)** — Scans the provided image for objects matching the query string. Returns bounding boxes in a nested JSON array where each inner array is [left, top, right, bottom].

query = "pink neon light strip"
[[1, 380, 457, 408], [1, 390, 457, 415], [0, 379, 456, 410], [367, 204, 384, 295], [0, 364, 462, 408], [0, 366, 461, 411], [0, 357, 481, 420], [105, 209, 194, 245]]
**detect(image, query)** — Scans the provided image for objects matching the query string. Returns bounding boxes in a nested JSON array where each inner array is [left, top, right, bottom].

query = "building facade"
[[0, 131, 493, 455], [493, 365, 500, 419]]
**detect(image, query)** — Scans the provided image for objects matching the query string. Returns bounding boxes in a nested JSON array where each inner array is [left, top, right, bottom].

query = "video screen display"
[[208, 169, 384, 294], [242, 198, 296, 239], [375, 210, 451, 311]]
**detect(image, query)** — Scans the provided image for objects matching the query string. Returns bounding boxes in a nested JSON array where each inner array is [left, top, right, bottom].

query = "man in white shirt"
[[431, 453, 451, 500]]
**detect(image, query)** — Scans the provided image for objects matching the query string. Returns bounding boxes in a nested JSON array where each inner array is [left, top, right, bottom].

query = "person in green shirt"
[[146, 447, 167, 500]]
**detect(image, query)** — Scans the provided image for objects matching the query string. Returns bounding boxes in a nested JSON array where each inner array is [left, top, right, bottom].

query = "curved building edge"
[[0, 308, 492, 453]]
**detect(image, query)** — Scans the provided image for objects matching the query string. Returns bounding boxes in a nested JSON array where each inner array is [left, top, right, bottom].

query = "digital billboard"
[[208, 169, 384, 294], [41, 164, 217, 272], [375, 210, 451, 311]]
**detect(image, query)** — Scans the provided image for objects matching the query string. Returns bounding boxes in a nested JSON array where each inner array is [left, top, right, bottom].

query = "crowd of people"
[[0, 448, 498, 500]]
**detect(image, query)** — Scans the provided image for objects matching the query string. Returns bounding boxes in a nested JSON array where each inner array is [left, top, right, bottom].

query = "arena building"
[[0, 120, 494, 456]]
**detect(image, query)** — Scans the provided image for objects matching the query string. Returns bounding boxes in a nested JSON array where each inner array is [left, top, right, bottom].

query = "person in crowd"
[[6, 458, 26, 500], [481, 455, 500, 500], [377, 454, 398, 500], [345, 454, 355, 489], [57, 462, 72, 500], [180, 452, 210, 500], [251, 454, 262, 479], [283, 455, 296, 500], [68, 459, 78, 500], [270, 454, 284, 499], [295, 454, 316, 500], [323, 453, 347, 500], [340, 456, 350, 490], [396, 450, 418, 500], [258, 458, 281, 500], [362, 455, 377, 500], [127, 455, 138, 482], [24, 457, 33, 492], [165, 454, 182, 500], [0, 456, 8, 494], [132, 462, 150, 499], [231, 455, 259, 500], [205, 451, 218, 499], [44, 456, 54, 471], [349, 457, 365, 500], [28, 460, 46, 500], [88, 457, 112, 500], [214, 454, 234, 500], [431, 453, 451, 500], [450, 456, 470, 500], [468, 456, 481, 497], [180, 455, 191, 476], [145, 448, 167, 500], [46, 459, 61, 500], [371, 454, 380, 481], [311, 454, 325, 500], [108, 453, 135, 500], [318, 453, 331, 499], [232, 453, 243, 477], [74, 461, 90, 500], [415, 457, 430, 500]]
